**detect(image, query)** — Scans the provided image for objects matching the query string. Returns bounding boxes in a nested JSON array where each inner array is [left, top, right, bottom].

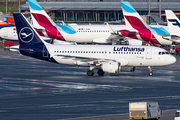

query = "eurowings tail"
[[28, 0, 56, 27], [28, 0, 67, 40], [28, 0, 76, 40], [120, 1, 172, 45], [120, 1, 150, 30]]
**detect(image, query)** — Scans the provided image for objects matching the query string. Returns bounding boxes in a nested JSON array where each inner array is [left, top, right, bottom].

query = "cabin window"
[[109, 52, 111, 54], [158, 51, 169, 55]]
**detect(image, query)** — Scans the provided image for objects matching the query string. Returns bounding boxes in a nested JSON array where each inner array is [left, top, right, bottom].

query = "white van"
[[129, 102, 161, 120]]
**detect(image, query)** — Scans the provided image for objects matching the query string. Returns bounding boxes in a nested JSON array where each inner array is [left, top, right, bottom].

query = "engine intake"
[[101, 62, 120, 73]]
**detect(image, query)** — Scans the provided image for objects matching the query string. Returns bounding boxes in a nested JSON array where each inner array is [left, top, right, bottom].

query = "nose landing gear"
[[148, 66, 153, 76]]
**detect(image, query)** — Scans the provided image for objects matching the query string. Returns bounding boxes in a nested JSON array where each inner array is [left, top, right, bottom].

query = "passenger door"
[[146, 48, 152, 59]]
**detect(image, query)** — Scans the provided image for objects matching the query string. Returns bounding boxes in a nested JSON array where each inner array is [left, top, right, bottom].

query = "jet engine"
[[101, 62, 120, 73]]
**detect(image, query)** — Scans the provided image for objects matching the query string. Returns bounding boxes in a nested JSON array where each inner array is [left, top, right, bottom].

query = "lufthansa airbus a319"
[[12, 13, 176, 76]]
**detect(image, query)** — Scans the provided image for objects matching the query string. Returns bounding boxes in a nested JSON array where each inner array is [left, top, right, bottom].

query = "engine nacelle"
[[121, 66, 135, 72], [101, 62, 120, 73]]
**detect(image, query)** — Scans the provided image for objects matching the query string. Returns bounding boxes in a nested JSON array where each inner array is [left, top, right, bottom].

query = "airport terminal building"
[[20, 0, 180, 24]]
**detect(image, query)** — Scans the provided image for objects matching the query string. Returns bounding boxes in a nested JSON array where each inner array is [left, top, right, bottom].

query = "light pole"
[[148, 0, 151, 15], [19, 0, 20, 13], [6, 0, 7, 14], [159, 0, 161, 18]]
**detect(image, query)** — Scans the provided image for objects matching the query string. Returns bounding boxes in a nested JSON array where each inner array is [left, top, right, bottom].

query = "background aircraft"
[[165, 10, 180, 42], [0, 24, 17, 40], [13, 13, 176, 76], [118, 1, 173, 45], [28, 0, 126, 44]]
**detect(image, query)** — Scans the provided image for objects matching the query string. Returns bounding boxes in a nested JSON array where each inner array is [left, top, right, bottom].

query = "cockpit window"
[[158, 51, 169, 55]]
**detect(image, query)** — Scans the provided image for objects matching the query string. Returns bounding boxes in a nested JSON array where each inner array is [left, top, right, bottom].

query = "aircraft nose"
[[169, 55, 176, 64], [0, 29, 3, 39]]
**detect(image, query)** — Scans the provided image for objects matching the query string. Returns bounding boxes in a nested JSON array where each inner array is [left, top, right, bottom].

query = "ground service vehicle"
[[129, 102, 161, 120], [175, 110, 180, 120]]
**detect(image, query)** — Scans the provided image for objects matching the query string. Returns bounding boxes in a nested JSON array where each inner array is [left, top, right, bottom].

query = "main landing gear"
[[97, 69, 104, 76], [148, 66, 153, 76], [87, 70, 94, 76], [87, 69, 104, 76]]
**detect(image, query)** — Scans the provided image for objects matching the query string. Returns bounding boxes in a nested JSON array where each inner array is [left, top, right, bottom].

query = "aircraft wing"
[[106, 22, 125, 40], [56, 54, 115, 65]]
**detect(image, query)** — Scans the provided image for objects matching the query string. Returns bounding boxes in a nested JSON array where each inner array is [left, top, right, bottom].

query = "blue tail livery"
[[13, 13, 56, 63]]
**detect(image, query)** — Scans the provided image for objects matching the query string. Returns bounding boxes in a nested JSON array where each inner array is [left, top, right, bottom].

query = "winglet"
[[105, 22, 115, 34], [61, 21, 66, 25]]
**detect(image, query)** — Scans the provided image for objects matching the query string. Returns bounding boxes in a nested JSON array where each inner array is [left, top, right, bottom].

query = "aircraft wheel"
[[149, 72, 153, 76], [97, 69, 104, 76], [87, 70, 94, 76]]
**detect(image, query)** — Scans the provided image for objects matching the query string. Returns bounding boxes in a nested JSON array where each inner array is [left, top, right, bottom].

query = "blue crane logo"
[[19, 27, 34, 43]]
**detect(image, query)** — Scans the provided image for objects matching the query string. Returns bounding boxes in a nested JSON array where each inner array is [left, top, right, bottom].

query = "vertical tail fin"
[[13, 13, 56, 62], [165, 10, 180, 37], [120, 1, 150, 30], [28, 0, 56, 27], [28, 0, 67, 41], [13, 13, 46, 46]]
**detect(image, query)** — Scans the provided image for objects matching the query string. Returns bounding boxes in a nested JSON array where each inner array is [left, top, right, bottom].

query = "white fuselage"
[[46, 44, 176, 67], [0, 24, 171, 45], [57, 25, 124, 43]]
